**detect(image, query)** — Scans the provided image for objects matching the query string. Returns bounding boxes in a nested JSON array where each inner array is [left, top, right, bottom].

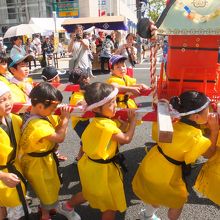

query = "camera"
[[75, 33, 82, 40]]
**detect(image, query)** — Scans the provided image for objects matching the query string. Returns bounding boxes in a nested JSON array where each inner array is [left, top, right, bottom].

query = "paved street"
[[27, 55, 220, 220]]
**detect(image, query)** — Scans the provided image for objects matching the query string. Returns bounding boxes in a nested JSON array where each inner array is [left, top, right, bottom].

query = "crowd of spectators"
[[0, 29, 151, 74]]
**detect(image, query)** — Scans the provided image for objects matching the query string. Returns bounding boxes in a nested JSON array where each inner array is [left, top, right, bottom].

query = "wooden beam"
[[157, 101, 173, 143]]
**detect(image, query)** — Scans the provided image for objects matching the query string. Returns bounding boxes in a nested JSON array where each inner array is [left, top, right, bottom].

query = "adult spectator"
[[57, 41, 65, 58], [100, 35, 114, 74], [116, 33, 137, 68], [135, 33, 142, 64], [110, 31, 119, 50], [10, 36, 26, 59], [33, 34, 42, 55], [41, 36, 54, 67], [68, 25, 93, 76], [0, 37, 7, 56], [25, 38, 37, 69], [116, 33, 137, 77], [90, 34, 97, 54], [95, 31, 105, 54]]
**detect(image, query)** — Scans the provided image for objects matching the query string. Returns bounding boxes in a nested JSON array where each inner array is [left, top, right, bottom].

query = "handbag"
[[88, 50, 94, 62], [126, 47, 136, 67]]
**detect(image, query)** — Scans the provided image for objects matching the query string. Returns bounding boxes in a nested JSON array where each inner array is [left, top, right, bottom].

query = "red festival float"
[[137, 0, 220, 141], [11, 0, 220, 142]]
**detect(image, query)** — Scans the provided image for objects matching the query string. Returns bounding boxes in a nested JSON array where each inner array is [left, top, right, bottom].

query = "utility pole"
[[136, 0, 141, 21]]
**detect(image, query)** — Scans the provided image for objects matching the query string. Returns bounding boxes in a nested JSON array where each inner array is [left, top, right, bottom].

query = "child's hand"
[[139, 84, 150, 91], [60, 105, 72, 120], [207, 112, 219, 132], [129, 87, 141, 96], [127, 109, 137, 123], [118, 116, 129, 132], [0, 172, 20, 188]]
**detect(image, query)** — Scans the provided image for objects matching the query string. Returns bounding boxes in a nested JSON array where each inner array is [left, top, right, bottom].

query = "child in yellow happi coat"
[[19, 82, 77, 220], [0, 54, 11, 85], [8, 54, 34, 103], [106, 55, 149, 109], [0, 82, 30, 220], [132, 91, 219, 220], [41, 66, 68, 162], [69, 67, 90, 162], [57, 82, 137, 220], [194, 116, 220, 205]]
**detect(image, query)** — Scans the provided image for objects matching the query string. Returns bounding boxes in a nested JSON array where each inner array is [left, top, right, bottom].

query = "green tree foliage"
[[146, 0, 166, 22]]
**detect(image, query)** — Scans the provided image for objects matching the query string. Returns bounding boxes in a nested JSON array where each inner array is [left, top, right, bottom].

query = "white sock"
[[142, 204, 158, 217]]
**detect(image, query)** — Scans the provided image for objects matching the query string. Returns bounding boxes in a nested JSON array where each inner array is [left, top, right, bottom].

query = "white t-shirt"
[[72, 39, 90, 69]]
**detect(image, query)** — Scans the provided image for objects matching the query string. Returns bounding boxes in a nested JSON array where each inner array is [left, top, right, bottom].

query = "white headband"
[[170, 98, 210, 118], [0, 82, 10, 97], [86, 88, 118, 111]]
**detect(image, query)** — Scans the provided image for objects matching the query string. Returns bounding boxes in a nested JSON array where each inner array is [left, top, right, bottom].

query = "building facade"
[[0, 0, 53, 34], [0, 0, 137, 35]]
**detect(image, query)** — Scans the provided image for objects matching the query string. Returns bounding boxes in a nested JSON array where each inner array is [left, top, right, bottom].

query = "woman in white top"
[[115, 33, 137, 69], [10, 36, 26, 59], [68, 25, 91, 73]]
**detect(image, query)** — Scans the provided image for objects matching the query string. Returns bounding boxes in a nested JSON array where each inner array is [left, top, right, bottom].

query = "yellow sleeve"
[[48, 115, 60, 127], [125, 75, 136, 86], [216, 130, 220, 147], [21, 119, 55, 152], [184, 133, 211, 164], [9, 84, 26, 103], [152, 122, 158, 142], [30, 120, 55, 142], [106, 77, 115, 85], [69, 92, 84, 105]]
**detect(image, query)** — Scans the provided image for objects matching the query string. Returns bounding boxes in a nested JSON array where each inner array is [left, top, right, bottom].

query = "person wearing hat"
[[41, 66, 68, 162], [8, 53, 34, 103], [106, 54, 149, 109], [41, 66, 63, 83], [10, 36, 26, 59], [0, 82, 30, 220]]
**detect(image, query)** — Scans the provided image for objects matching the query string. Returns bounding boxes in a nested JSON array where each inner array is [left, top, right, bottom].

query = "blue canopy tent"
[[61, 16, 128, 32]]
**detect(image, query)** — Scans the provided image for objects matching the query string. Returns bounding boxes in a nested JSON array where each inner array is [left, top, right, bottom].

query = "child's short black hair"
[[29, 82, 63, 108], [84, 82, 114, 106]]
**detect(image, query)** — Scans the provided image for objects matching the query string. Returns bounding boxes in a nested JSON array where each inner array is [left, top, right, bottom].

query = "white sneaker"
[[139, 209, 161, 220], [57, 202, 81, 220]]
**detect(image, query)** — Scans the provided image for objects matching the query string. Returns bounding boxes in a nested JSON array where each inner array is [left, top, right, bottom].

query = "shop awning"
[[62, 16, 128, 32], [29, 17, 66, 35]]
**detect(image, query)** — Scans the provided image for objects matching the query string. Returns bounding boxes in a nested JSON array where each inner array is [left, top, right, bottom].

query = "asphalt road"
[[28, 57, 220, 220]]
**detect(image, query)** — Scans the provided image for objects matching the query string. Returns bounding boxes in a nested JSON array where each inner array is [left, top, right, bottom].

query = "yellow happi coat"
[[78, 117, 126, 212], [194, 132, 220, 205], [0, 114, 26, 207], [9, 78, 33, 103], [69, 91, 88, 128], [132, 122, 210, 208], [106, 74, 137, 109], [0, 75, 10, 85], [19, 115, 60, 206]]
